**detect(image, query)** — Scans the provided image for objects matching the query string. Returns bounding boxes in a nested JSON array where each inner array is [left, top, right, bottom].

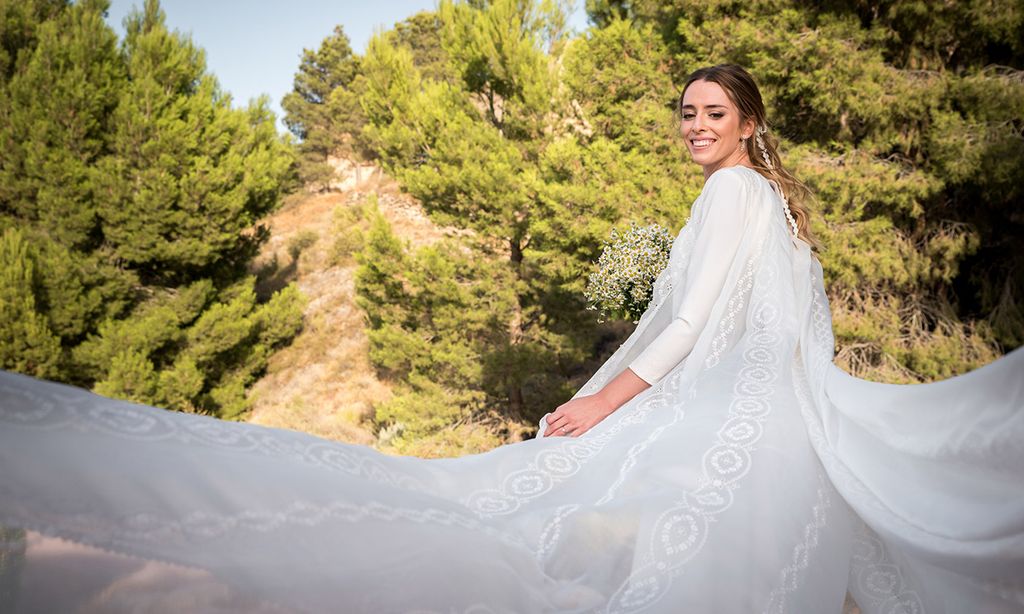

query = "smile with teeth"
[[691, 138, 716, 149]]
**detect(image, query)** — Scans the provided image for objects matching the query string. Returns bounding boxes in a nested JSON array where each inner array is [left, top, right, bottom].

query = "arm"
[[542, 366, 651, 438], [543, 170, 752, 437], [626, 170, 751, 386], [597, 366, 652, 411]]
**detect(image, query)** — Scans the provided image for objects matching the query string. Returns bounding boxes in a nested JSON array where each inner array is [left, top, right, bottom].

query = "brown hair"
[[679, 64, 822, 250]]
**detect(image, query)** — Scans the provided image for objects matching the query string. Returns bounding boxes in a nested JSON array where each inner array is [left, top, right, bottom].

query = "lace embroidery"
[[762, 464, 833, 613], [849, 521, 924, 614], [0, 373, 425, 492], [593, 377, 692, 506], [604, 233, 783, 612], [705, 242, 757, 368], [534, 503, 581, 565], [792, 291, 926, 614], [463, 383, 683, 517], [0, 483, 528, 552]]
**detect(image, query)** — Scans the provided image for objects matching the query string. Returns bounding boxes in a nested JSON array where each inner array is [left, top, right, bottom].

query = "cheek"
[[725, 119, 742, 139]]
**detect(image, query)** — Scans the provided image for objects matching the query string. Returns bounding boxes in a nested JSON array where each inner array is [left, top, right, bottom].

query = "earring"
[[756, 125, 773, 170]]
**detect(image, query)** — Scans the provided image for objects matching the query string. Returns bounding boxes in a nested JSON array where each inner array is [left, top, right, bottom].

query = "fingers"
[[571, 421, 595, 437], [544, 416, 573, 437], [545, 423, 572, 437], [545, 413, 567, 432], [543, 407, 584, 437]]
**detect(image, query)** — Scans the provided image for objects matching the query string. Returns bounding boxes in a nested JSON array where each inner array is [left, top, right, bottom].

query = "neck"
[[701, 151, 752, 181]]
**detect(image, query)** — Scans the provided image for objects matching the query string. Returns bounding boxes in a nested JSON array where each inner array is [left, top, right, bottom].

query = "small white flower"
[[584, 221, 672, 323]]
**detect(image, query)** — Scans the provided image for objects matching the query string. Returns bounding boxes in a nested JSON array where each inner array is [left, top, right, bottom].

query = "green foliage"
[[591, 0, 1022, 380], [287, 229, 319, 263], [0, 0, 67, 82], [0, 0, 122, 250], [338, 0, 1020, 454], [282, 24, 367, 187], [354, 204, 410, 330], [93, 348, 158, 403], [561, 19, 676, 153], [329, 194, 374, 266], [96, 1, 294, 275], [0, 0, 304, 417], [78, 277, 305, 416], [0, 228, 61, 378], [392, 11, 455, 83], [277, 9, 469, 191], [436, 0, 563, 139], [354, 200, 527, 445], [357, 1, 609, 429]]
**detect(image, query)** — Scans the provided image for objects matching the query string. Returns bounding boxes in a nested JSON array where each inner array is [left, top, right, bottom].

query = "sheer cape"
[[1, 166, 1021, 613]]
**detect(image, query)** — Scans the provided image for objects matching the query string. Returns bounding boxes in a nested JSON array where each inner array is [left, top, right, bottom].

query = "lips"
[[691, 138, 716, 149]]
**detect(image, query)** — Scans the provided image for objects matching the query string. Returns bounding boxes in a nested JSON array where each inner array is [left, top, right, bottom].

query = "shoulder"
[[696, 166, 765, 220], [702, 166, 779, 214], [703, 165, 764, 195]]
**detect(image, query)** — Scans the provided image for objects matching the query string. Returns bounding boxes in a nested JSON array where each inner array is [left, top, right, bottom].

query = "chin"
[[687, 148, 721, 167]]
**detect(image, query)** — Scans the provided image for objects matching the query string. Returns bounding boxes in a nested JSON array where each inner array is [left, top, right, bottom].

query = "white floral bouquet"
[[584, 221, 673, 323]]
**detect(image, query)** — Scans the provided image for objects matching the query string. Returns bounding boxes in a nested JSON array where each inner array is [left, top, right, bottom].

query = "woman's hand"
[[542, 394, 616, 438], [541, 368, 651, 438]]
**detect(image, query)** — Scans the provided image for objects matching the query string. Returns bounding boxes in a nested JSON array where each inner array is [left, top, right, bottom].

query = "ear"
[[741, 117, 756, 140]]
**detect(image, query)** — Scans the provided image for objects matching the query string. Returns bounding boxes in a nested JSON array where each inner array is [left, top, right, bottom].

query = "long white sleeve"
[[628, 169, 751, 384]]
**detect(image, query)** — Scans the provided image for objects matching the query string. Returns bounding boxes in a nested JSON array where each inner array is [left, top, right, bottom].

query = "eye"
[[709, 112, 724, 119], [681, 112, 695, 120]]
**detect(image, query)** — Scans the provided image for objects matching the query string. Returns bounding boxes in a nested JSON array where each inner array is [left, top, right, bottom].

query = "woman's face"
[[679, 79, 755, 178]]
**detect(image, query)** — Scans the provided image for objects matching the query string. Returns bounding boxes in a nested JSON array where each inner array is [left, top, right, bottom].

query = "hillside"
[[244, 161, 466, 447]]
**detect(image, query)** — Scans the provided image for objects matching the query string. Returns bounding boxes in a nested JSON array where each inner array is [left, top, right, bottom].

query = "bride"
[[0, 64, 1021, 614]]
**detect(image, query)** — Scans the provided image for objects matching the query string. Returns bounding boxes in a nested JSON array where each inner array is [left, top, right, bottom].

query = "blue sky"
[[103, 1, 592, 134]]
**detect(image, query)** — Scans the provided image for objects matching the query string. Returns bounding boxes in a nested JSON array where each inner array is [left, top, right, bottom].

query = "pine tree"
[[0, 0, 122, 249], [0, 228, 61, 378], [282, 25, 364, 188], [392, 11, 454, 83], [354, 199, 523, 451], [94, 348, 159, 403], [95, 0, 294, 278], [359, 0, 577, 421], [0, 0, 67, 84], [581, 0, 1022, 380], [0, 0, 304, 417], [0, 0, 140, 359]]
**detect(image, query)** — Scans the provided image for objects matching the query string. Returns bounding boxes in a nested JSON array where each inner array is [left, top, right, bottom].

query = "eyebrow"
[[680, 104, 728, 110]]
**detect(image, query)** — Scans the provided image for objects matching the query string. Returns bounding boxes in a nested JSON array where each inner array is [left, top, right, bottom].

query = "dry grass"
[[245, 165, 466, 446]]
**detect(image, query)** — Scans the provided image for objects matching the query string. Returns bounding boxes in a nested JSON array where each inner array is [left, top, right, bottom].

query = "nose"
[[689, 113, 705, 133]]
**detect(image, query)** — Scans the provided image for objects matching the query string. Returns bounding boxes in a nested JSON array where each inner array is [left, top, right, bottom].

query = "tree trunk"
[[507, 236, 525, 419]]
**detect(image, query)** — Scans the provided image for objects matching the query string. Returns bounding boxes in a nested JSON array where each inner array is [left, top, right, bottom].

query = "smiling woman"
[[678, 64, 821, 251], [1, 61, 1023, 614], [679, 80, 755, 178]]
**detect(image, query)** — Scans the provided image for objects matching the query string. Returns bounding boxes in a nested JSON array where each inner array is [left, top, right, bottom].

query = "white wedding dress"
[[1, 166, 1021, 613]]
